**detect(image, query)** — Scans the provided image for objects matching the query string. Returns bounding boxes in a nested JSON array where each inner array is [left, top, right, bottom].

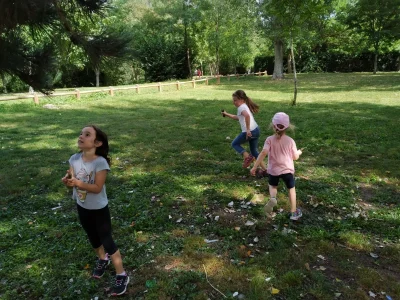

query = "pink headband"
[[272, 112, 290, 131]]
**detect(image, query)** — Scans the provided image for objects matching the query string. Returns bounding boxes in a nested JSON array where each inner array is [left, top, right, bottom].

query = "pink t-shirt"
[[263, 134, 298, 176]]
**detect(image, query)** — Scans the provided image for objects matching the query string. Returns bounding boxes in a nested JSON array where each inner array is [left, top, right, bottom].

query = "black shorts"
[[268, 173, 295, 189]]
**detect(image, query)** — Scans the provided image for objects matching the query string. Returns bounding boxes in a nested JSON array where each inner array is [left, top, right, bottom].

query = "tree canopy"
[[0, 0, 130, 92]]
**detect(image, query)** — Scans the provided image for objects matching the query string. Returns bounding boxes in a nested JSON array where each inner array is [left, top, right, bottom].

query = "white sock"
[[117, 271, 126, 276]]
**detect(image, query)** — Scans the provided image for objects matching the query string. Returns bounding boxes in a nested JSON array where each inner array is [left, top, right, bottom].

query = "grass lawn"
[[0, 73, 399, 299]]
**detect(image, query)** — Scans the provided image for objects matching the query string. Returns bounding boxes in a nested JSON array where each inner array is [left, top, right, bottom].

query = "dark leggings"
[[77, 204, 118, 256]]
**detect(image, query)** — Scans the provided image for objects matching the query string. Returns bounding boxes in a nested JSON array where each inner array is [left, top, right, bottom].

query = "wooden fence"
[[0, 71, 268, 104]]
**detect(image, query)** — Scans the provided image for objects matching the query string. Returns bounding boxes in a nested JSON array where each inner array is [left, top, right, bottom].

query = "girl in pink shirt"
[[250, 112, 303, 220]]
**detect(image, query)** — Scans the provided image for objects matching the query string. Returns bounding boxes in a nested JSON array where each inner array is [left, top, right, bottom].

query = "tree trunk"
[[373, 52, 378, 74], [290, 35, 298, 106], [273, 39, 284, 79], [0, 73, 7, 93], [215, 13, 220, 75], [95, 67, 100, 87], [184, 25, 191, 78], [287, 52, 292, 74]]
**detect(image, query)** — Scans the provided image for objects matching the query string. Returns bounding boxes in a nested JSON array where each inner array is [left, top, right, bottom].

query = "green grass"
[[1, 73, 399, 299]]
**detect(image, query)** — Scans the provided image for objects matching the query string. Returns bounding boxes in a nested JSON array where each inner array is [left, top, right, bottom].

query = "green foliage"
[[0, 0, 132, 91]]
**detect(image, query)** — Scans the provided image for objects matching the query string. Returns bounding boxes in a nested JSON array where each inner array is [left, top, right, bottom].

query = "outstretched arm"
[[222, 111, 239, 120]]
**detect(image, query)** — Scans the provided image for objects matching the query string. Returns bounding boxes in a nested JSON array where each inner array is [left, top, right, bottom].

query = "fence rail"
[[0, 71, 268, 104]]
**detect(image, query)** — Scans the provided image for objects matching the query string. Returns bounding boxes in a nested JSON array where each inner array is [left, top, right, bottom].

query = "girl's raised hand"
[[67, 177, 81, 188], [61, 170, 72, 185]]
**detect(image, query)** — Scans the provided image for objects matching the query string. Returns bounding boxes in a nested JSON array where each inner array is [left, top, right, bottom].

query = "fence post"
[[228, 75, 230, 81], [192, 79, 195, 88], [109, 86, 114, 96], [236, 74, 239, 79], [158, 82, 162, 92], [136, 84, 140, 94], [33, 93, 39, 104], [206, 78, 209, 85], [265, 70, 268, 75], [217, 75, 220, 85], [176, 81, 180, 90], [75, 89, 80, 100]]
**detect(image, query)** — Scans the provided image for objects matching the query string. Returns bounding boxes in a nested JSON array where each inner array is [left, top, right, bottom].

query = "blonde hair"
[[232, 90, 259, 114]]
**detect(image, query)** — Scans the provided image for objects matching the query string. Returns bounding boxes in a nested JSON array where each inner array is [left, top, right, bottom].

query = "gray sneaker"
[[290, 208, 302, 220], [264, 198, 277, 214]]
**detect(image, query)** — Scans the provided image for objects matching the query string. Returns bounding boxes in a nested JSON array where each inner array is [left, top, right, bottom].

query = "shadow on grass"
[[1, 78, 400, 298]]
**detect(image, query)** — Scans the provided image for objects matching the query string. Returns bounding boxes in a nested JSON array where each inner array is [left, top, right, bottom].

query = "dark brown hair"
[[232, 90, 259, 113], [88, 125, 111, 166]]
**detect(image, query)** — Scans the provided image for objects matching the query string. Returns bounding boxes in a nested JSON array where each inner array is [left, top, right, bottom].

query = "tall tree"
[[341, 0, 400, 74]]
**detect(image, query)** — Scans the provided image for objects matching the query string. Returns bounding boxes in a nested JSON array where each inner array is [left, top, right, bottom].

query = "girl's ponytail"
[[245, 96, 259, 114], [232, 90, 259, 113]]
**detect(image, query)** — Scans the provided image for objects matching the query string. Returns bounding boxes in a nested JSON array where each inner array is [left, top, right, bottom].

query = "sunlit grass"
[[1, 73, 399, 299]]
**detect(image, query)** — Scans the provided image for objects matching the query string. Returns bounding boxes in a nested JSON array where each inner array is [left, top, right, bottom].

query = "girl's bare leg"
[[110, 250, 125, 274], [94, 245, 107, 260], [288, 187, 297, 213], [265, 185, 278, 214], [269, 185, 277, 199]]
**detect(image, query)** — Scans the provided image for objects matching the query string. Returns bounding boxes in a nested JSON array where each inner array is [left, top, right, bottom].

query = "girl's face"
[[78, 127, 102, 150], [232, 96, 243, 108]]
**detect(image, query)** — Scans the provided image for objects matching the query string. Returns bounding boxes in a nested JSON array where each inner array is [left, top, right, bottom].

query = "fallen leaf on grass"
[[319, 266, 326, 271], [370, 253, 379, 258], [369, 291, 376, 298], [84, 264, 90, 269], [271, 287, 280, 294], [304, 263, 310, 271], [204, 239, 219, 243], [26, 265, 32, 269]]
